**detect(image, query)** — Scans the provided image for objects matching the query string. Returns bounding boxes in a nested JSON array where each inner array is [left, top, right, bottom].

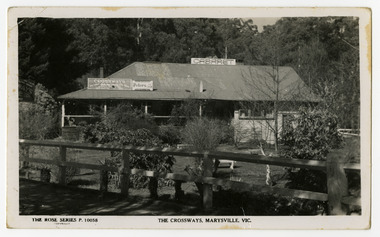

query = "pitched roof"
[[58, 62, 320, 102]]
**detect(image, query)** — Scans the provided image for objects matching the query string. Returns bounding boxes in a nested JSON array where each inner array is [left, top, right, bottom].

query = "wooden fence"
[[19, 139, 361, 215]]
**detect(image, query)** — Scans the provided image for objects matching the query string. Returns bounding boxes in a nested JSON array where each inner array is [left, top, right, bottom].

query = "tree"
[[242, 24, 296, 151], [214, 18, 258, 61], [67, 18, 140, 76], [241, 16, 360, 151], [264, 17, 360, 129], [18, 18, 87, 95]]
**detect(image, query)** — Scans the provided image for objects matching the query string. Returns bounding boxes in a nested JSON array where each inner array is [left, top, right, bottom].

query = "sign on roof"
[[88, 78, 154, 91], [191, 58, 236, 66], [132, 80, 153, 91], [88, 78, 132, 90]]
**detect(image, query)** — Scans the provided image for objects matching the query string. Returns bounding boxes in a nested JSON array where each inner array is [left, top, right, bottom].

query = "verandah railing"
[[19, 139, 361, 215]]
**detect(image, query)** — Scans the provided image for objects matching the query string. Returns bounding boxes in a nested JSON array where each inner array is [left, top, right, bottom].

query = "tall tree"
[[66, 18, 139, 76], [214, 18, 258, 63], [18, 18, 87, 95], [244, 23, 288, 151], [282, 17, 360, 129], [248, 17, 360, 129]]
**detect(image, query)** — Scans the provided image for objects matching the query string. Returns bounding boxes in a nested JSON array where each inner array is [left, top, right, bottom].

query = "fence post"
[[99, 162, 109, 193], [174, 180, 184, 200], [120, 149, 130, 197], [58, 146, 67, 185], [202, 152, 213, 210], [149, 177, 158, 198], [20, 144, 30, 169], [100, 170, 108, 193], [327, 151, 348, 215]]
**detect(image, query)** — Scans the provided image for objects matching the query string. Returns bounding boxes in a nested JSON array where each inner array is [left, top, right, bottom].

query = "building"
[[58, 60, 320, 143]]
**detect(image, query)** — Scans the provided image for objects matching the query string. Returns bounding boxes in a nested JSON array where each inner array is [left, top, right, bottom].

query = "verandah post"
[[58, 146, 67, 185], [202, 151, 213, 209], [61, 101, 65, 128], [120, 149, 131, 197], [327, 150, 348, 215]]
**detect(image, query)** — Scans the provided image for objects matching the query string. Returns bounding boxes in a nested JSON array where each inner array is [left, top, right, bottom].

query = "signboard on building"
[[88, 78, 154, 91], [191, 58, 236, 65], [132, 80, 154, 91], [88, 78, 132, 90]]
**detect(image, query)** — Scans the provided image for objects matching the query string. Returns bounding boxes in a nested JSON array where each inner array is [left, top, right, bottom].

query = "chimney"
[[199, 81, 203, 92], [99, 67, 104, 78]]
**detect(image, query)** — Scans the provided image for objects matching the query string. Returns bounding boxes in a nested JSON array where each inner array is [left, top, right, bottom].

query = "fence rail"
[[19, 139, 360, 215], [338, 129, 360, 137]]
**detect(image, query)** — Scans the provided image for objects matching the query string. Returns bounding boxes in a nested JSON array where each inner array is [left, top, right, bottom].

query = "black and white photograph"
[[6, 7, 371, 229]]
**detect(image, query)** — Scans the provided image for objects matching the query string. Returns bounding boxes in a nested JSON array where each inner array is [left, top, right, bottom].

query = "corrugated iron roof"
[[58, 62, 320, 102]]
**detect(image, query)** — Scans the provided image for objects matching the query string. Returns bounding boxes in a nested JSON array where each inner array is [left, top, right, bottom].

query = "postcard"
[[7, 6, 371, 229]]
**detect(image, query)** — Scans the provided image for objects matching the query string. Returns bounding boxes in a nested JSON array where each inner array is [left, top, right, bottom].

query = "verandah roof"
[[58, 62, 321, 102]]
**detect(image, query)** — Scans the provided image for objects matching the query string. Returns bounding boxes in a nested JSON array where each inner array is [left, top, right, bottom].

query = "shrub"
[[102, 103, 158, 134], [34, 83, 58, 114], [214, 120, 234, 145], [81, 103, 175, 189], [181, 118, 224, 151], [81, 122, 111, 143], [19, 83, 59, 139], [106, 129, 175, 189], [168, 99, 201, 126], [158, 124, 181, 146], [181, 118, 226, 181], [281, 109, 343, 193], [19, 103, 58, 140], [281, 109, 342, 160]]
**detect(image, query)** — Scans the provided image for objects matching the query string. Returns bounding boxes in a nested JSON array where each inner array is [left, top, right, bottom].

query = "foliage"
[[82, 124, 161, 147], [268, 17, 360, 129], [180, 117, 227, 180], [213, 120, 235, 145], [181, 118, 224, 151], [83, 125, 176, 189], [18, 18, 85, 95], [168, 99, 201, 126], [19, 84, 59, 139], [158, 124, 181, 146], [139, 18, 257, 63], [281, 109, 343, 192], [281, 109, 343, 160], [101, 103, 158, 134], [19, 103, 56, 140], [81, 104, 175, 189], [34, 83, 58, 113]]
